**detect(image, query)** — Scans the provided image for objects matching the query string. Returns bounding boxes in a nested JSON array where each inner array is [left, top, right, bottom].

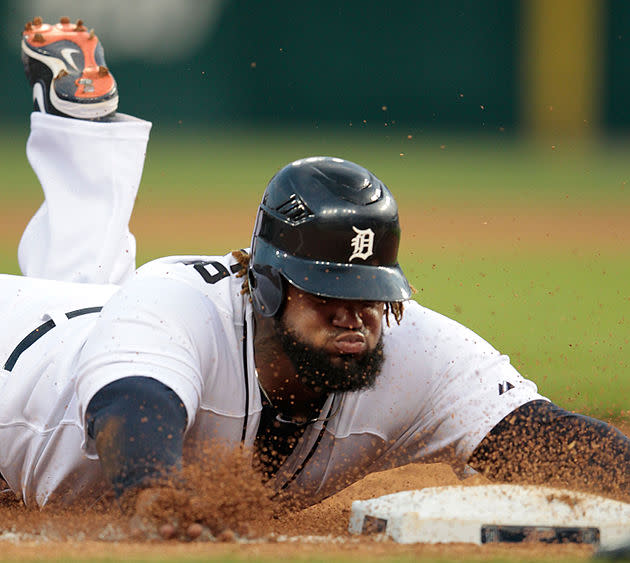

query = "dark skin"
[[253, 284, 384, 421], [469, 400, 630, 501]]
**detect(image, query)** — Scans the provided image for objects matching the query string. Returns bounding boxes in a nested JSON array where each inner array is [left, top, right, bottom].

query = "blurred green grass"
[[3, 124, 629, 205], [139, 125, 630, 208], [404, 250, 630, 415], [0, 125, 628, 417]]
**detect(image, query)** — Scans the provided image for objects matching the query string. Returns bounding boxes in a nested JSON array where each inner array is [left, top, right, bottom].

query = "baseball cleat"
[[22, 17, 118, 120]]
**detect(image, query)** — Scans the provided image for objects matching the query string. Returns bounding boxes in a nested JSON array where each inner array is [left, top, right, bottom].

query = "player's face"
[[275, 285, 385, 393], [282, 285, 384, 355]]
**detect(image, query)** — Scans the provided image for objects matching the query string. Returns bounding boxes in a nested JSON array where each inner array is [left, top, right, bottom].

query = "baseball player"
[[4, 18, 628, 537]]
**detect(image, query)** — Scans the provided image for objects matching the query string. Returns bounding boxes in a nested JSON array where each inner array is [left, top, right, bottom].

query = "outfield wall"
[[1, 1, 630, 133]]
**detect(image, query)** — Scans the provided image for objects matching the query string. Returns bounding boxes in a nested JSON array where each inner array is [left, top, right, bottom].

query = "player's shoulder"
[[384, 298, 502, 364], [133, 250, 249, 312], [136, 251, 246, 282]]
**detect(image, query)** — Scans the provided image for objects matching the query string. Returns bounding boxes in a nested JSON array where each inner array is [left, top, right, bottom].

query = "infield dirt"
[[0, 444, 628, 560], [132, 200, 630, 255], [1, 199, 629, 264]]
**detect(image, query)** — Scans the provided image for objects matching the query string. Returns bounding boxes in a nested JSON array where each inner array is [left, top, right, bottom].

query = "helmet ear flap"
[[248, 264, 285, 318]]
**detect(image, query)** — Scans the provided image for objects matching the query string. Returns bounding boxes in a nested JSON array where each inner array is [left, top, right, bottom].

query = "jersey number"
[[188, 260, 242, 285]]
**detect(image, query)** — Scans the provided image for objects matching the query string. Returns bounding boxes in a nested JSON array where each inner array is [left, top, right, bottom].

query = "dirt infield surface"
[[0, 448, 629, 561], [2, 199, 629, 262], [131, 200, 630, 255], [0, 201, 628, 561]]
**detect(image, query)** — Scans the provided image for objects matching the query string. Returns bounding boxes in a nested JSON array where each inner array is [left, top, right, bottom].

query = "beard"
[[274, 317, 385, 394]]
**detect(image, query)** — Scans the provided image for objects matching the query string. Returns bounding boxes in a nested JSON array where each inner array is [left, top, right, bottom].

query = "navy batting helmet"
[[248, 156, 412, 317]]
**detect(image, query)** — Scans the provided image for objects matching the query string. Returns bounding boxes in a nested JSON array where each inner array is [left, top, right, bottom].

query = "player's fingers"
[[216, 528, 238, 542], [159, 522, 177, 540], [185, 522, 204, 540]]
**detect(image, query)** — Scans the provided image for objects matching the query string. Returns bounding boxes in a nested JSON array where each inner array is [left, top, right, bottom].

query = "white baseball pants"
[[18, 112, 152, 285]]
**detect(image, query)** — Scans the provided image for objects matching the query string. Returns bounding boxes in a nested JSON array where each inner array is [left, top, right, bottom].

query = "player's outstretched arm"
[[86, 377, 229, 540], [468, 400, 630, 500], [86, 376, 188, 496], [87, 376, 261, 541], [87, 377, 206, 539], [86, 375, 191, 533]]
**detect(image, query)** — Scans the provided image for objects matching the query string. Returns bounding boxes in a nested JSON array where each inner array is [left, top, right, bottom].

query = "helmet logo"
[[349, 226, 375, 261]]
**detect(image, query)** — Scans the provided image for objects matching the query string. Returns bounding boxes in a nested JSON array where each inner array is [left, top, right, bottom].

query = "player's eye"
[[305, 293, 329, 305]]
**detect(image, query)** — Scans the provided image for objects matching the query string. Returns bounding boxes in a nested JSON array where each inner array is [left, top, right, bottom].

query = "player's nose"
[[331, 302, 363, 330]]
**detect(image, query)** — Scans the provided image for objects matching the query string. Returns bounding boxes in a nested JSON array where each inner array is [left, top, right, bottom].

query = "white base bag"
[[349, 484, 630, 551]]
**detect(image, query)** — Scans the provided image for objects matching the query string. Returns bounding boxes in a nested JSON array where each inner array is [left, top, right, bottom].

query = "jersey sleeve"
[[75, 275, 225, 456], [384, 301, 548, 467]]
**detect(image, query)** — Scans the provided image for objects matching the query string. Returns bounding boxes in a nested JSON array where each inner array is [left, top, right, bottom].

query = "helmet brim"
[[253, 238, 412, 302]]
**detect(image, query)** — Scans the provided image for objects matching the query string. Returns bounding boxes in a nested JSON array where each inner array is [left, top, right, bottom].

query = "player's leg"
[[18, 18, 152, 285], [18, 113, 151, 285]]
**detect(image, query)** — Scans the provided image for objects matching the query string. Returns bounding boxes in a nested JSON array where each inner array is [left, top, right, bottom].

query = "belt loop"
[[3, 306, 103, 372]]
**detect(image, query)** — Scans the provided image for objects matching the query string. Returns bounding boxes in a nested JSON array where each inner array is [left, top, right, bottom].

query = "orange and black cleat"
[[22, 17, 118, 120]]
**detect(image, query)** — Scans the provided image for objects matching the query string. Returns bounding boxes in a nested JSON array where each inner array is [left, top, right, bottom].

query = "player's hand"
[[124, 486, 228, 541]]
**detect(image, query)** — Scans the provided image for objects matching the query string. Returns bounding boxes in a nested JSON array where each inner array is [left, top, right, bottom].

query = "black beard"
[[274, 317, 385, 394]]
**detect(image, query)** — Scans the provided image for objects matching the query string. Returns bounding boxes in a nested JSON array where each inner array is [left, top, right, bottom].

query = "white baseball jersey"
[[0, 251, 546, 506], [0, 112, 546, 506]]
